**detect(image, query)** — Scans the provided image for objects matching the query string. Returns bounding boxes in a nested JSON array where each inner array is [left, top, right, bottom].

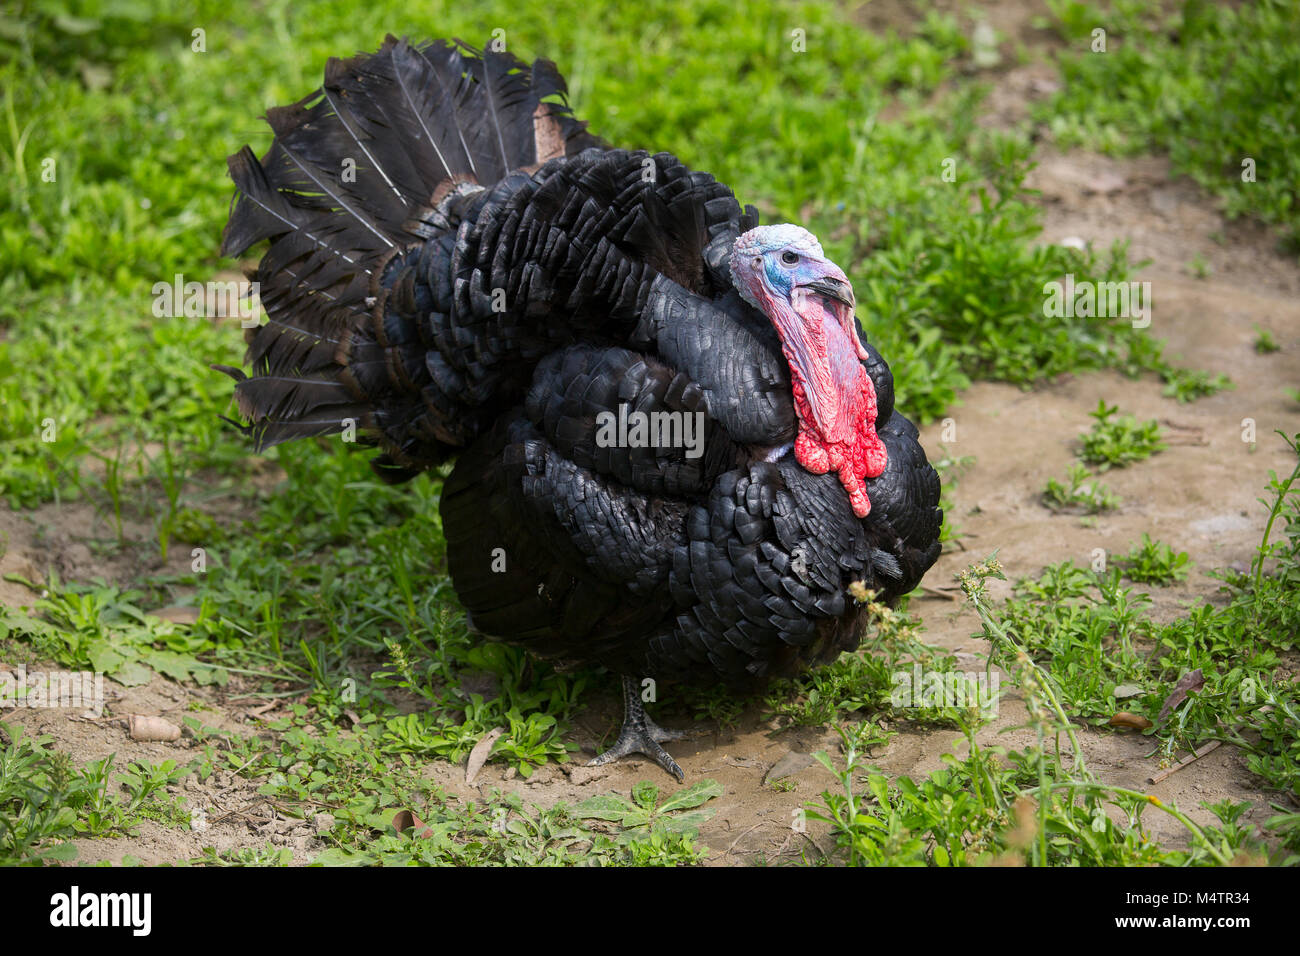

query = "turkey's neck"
[[768, 295, 888, 517], [771, 295, 860, 442]]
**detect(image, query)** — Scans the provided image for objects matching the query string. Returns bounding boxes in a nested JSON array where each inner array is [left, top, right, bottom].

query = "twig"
[[723, 822, 766, 858], [1147, 740, 1221, 785], [919, 585, 961, 601], [208, 796, 271, 825]]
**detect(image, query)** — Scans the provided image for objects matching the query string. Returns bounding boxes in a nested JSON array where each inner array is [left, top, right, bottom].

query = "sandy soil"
[[3, 14, 1298, 864]]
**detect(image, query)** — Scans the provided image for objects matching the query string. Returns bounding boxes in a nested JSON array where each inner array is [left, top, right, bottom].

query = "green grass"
[[1041, 0, 1300, 256], [1008, 436, 1300, 788], [1160, 366, 1233, 404], [1255, 326, 1281, 354], [0, 726, 192, 862], [763, 597, 963, 729], [807, 714, 1265, 866]]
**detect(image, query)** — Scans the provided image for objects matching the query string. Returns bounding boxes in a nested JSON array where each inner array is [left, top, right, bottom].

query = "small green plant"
[[684, 684, 745, 729], [0, 582, 229, 688], [763, 598, 959, 728], [0, 729, 200, 863], [572, 778, 720, 862], [193, 843, 294, 866], [1161, 367, 1233, 403], [1006, 433, 1300, 808], [1186, 253, 1211, 279], [116, 759, 192, 826], [806, 721, 924, 866], [1079, 401, 1165, 469], [1117, 534, 1191, 586], [0, 727, 84, 863], [624, 829, 709, 865], [1041, 462, 1120, 514], [958, 556, 1246, 866], [1254, 327, 1280, 354]]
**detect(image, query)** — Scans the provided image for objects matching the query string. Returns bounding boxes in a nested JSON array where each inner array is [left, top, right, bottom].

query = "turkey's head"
[[730, 224, 887, 517]]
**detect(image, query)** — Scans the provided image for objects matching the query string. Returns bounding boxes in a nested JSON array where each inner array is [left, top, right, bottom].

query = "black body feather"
[[221, 36, 942, 692]]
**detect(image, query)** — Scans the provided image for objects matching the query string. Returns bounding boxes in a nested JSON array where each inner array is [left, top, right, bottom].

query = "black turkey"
[[217, 36, 943, 779]]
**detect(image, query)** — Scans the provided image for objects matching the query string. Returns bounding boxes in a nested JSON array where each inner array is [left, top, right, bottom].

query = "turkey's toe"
[[588, 675, 687, 780], [588, 728, 684, 782]]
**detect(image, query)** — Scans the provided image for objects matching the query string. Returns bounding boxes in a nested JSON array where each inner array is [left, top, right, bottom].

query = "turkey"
[[216, 36, 943, 780]]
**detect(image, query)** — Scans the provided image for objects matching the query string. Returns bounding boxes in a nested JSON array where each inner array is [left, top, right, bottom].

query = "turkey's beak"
[[795, 260, 869, 362], [800, 273, 854, 310]]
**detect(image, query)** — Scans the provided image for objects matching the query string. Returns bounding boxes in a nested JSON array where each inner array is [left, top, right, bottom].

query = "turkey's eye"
[[780, 250, 799, 266]]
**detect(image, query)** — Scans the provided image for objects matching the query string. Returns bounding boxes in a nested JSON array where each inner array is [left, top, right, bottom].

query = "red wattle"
[[791, 366, 886, 519]]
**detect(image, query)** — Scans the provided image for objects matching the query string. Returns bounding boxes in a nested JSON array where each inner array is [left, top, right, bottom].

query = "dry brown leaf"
[[246, 700, 280, 719], [391, 810, 433, 839], [1108, 711, 1153, 731], [465, 726, 504, 784], [1159, 669, 1206, 722]]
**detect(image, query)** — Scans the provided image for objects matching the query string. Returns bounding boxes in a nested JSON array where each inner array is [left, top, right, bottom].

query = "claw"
[[588, 676, 686, 781]]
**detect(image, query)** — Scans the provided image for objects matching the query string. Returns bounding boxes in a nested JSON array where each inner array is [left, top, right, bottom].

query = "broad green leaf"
[[572, 794, 636, 823], [114, 660, 154, 687], [657, 778, 721, 813], [656, 807, 716, 834]]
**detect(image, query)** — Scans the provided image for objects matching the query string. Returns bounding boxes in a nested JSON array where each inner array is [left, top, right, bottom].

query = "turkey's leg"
[[588, 675, 686, 781]]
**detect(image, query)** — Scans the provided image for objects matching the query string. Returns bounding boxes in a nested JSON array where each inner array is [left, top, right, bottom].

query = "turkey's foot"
[[588, 675, 686, 781]]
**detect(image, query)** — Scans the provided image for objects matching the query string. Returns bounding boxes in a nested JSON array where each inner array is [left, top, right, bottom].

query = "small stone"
[[1083, 172, 1127, 195], [525, 764, 559, 786], [562, 764, 609, 786], [63, 543, 92, 573], [764, 751, 815, 784], [148, 606, 200, 625]]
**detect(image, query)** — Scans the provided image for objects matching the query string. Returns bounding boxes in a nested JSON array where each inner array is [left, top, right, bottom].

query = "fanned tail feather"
[[219, 37, 601, 453]]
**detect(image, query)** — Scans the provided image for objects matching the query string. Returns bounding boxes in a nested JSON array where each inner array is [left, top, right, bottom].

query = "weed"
[[1161, 367, 1233, 404], [1254, 327, 1280, 354], [1117, 534, 1192, 585], [1186, 253, 1212, 279], [1079, 400, 1166, 469], [1041, 462, 1121, 514], [573, 778, 721, 850]]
